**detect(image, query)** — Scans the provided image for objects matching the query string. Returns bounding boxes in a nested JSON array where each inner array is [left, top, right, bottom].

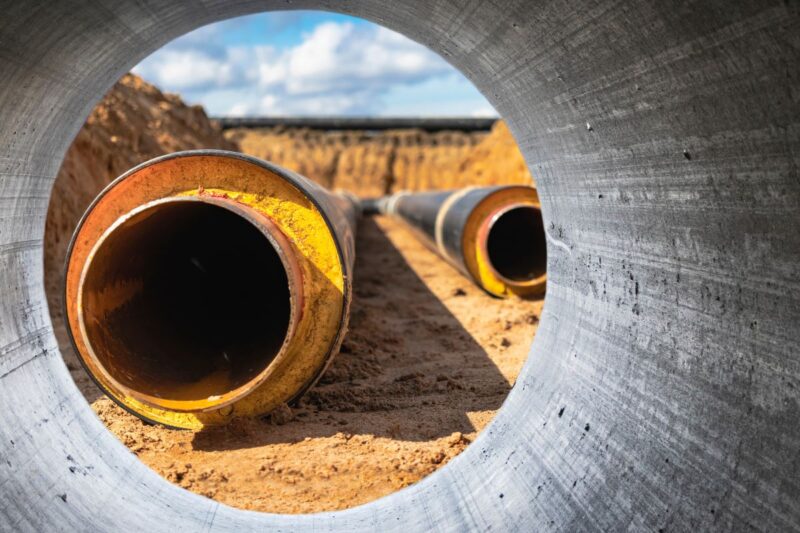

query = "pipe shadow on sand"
[[191, 216, 539, 451]]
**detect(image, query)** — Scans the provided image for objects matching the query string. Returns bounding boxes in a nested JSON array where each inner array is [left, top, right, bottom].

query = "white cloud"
[[471, 106, 499, 118], [137, 49, 236, 90], [133, 18, 490, 116], [250, 22, 452, 104]]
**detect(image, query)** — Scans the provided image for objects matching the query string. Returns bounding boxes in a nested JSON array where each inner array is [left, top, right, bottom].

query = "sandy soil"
[[59, 215, 542, 514]]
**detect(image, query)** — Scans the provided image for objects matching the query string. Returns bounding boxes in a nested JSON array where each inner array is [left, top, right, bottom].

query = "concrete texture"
[[0, 1, 798, 531]]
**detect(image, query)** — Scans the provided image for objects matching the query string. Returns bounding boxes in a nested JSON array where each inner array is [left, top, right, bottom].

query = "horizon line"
[[212, 116, 498, 132]]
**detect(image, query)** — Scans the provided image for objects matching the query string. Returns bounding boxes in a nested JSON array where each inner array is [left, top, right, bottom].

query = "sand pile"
[[45, 73, 236, 316], [456, 120, 534, 187], [226, 120, 532, 197]]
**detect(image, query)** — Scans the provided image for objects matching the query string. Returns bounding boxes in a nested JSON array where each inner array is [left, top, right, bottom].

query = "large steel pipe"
[[1, 1, 799, 531], [64, 150, 357, 429], [368, 186, 546, 297]]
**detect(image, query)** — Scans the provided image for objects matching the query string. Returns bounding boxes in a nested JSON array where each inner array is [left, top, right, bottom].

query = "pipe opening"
[[78, 199, 293, 408], [486, 205, 547, 283]]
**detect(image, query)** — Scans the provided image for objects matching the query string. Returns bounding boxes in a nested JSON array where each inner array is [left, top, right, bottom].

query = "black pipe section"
[[370, 186, 546, 298]]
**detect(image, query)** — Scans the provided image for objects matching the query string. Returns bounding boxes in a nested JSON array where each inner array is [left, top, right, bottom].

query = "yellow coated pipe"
[[64, 150, 357, 429]]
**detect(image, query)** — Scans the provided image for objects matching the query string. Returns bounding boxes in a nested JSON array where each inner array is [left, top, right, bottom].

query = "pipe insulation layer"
[[63, 150, 357, 429], [1, 1, 798, 531], [374, 186, 547, 297]]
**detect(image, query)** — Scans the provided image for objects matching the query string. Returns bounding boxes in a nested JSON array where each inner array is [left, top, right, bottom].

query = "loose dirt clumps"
[[47, 73, 543, 514]]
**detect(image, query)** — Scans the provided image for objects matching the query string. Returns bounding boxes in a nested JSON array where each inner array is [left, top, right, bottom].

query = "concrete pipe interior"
[[1, 1, 798, 532], [485, 205, 546, 283], [77, 200, 292, 409]]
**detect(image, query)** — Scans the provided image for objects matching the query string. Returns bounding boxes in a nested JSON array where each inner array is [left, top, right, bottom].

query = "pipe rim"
[[74, 194, 304, 413], [478, 202, 547, 290]]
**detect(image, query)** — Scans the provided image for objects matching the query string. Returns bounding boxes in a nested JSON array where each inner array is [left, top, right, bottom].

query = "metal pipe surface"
[[2, 1, 799, 530], [370, 186, 546, 298], [64, 150, 357, 429]]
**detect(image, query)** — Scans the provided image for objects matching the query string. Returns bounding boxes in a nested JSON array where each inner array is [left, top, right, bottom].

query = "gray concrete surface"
[[0, 1, 798, 531]]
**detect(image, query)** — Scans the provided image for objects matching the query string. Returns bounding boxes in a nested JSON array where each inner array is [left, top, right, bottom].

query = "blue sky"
[[133, 11, 496, 117]]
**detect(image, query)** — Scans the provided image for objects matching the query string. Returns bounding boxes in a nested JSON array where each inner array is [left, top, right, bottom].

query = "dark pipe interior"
[[486, 206, 547, 283], [80, 201, 291, 403]]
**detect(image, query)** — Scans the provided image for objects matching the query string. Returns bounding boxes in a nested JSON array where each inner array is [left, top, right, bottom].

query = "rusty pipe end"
[[475, 201, 547, 296], [75, 194, 304, 413]]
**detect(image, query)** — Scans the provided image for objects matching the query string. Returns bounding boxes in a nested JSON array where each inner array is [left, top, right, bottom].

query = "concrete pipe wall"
[[0, 1, 797, 531]]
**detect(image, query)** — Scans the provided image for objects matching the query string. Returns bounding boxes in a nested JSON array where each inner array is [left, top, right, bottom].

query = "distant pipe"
[[64, 150, 357, 429], [368, 186, 546, 298]]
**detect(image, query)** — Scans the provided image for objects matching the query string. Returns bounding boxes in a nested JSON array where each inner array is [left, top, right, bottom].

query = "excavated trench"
[[1, 1, 798, 531]]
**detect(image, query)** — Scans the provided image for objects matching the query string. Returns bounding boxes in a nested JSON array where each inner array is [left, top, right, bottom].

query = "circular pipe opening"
[[77, 197, 297, 411], [485, 205, 547, 284]]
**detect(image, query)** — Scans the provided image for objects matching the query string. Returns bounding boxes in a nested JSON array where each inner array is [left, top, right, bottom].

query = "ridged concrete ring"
[[1, 1, 798, 531]]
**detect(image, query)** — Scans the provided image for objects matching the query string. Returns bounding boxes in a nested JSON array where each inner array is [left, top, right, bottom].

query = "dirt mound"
[[226, 120, 532, 197], [456, 120, 534, 187], [45, 73, 236, 318]]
